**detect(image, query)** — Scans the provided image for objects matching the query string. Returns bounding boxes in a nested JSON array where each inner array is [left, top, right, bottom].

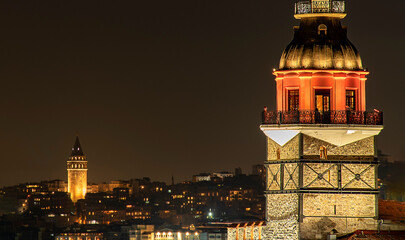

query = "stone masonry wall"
[[228, 218, 377, 240], [301, 217, 377, 240], [300, 193, 377, 239], [302, 162, 376, 190], [303, 163, 338, 189], [267, 164, 281, 191], [262, 220, 299, 240], [227, 226, 263, 240], [303, 194, 376, 218], [238, 227, 244, 240], [284, 163, 299, 190], [341, 164, 375, 189], [267, 135, 300, 161], [266, 194, 299, 221], [227, 228, 236, 240], [68, 169, 87, 202], [264, 133, 377, 240], [264, 194, 300, 240], [303, 135, 374, 156]]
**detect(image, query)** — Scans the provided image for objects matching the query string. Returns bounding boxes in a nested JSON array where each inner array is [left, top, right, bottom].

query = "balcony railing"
[[295, 0, 346, 15], [262, 110, 383, 125]]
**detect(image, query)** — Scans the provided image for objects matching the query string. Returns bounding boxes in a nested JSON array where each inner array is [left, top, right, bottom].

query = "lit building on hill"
[[67, 137, 88, 203]]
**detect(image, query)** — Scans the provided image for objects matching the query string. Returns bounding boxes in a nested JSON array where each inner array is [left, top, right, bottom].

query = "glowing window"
[[288, 90, 299, 111], [346, 90, 356, 111], [312, 0, 330, 13], [318, 24, 327, 35]]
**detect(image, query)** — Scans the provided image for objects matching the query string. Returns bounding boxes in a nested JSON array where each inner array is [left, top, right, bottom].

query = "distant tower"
[[261, 1, 384, 239], [67, 137, 87, 202]]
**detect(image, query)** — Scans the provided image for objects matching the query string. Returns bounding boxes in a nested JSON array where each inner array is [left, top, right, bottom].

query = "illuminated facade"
[[55, 233, 103, 240], [67, 137, 88, 203], [260, 1, 384, 239], [155, 231, 200, 240]]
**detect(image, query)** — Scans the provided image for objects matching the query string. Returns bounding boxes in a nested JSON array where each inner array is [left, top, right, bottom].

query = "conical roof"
[[71, 136, 84, 156]]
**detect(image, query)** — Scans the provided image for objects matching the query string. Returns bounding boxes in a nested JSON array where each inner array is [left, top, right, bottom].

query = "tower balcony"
[[262, 110, 383, 125]]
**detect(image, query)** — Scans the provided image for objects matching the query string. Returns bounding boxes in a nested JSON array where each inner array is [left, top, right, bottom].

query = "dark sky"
[[0, 0, 403, 187]]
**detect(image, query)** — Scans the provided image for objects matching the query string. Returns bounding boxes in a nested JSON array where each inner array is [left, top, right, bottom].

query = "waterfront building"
[[229, 0, 384, 239], [261, 0, 383, 239]]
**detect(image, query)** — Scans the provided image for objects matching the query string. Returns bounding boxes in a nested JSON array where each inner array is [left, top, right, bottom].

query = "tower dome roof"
[[279, 2, 363, 71], [280, 37, 363, 70], [279, 35, 363, 71]]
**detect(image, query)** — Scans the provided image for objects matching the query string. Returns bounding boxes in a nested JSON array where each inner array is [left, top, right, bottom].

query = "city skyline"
[[0, 0, 404, 187]]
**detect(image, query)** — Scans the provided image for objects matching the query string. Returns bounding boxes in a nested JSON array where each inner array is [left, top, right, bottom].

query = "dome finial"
[[295, 0, 346, 19]]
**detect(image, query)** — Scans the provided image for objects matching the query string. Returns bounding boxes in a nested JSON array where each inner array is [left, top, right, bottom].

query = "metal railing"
[[295, 0, 346, 15], [262, 110, 383, 125]]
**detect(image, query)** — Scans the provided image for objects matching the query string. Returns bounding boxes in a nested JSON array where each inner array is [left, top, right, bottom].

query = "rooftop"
[[379, 200, 405, 222]]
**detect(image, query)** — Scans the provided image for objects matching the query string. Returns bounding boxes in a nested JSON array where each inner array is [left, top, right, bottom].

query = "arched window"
[[318, 24, 327, 35], [320, 146, 328, 159]]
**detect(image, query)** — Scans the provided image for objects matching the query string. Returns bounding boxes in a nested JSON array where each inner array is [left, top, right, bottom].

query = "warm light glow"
[[274, 69, 368, 112], [273, 69, 369, 75], [294, 13, 346, 19], [68, 158, 88, 202]]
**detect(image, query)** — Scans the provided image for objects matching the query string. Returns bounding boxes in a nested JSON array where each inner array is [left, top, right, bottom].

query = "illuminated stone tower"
[[261, 1, 383, 239], [67, 137, 87, 203]]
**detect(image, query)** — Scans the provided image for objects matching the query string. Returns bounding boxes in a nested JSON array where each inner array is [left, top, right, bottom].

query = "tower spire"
[[71, 136, 84, 156]]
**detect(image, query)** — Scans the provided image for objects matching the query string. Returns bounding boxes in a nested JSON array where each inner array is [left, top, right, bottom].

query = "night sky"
[[0, 0, 403, 187]]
